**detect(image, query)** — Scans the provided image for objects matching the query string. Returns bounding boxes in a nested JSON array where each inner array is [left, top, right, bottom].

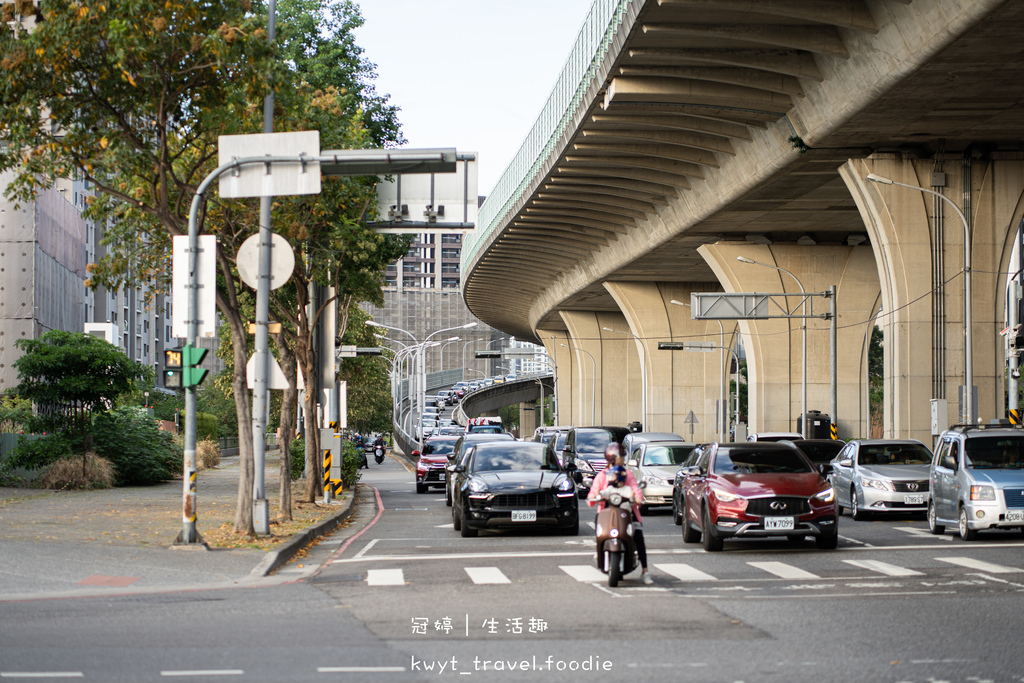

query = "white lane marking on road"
[[654, 563, 718, 582], [435, 524, 453, 528], [842, 559, 924, 577], [353, 538, 380, 559], [0, 674, 85, 679], [160, 672, 244, 677], [366, 568, 405, 586], [560, 565, 607, 582], [316, 667, 406, 673], [465, 566, 511, 584], [895, 527, 952, 541], [935, 557, 1022, 573], [586, 521, 596, 530], [747, 562, 820, 579]]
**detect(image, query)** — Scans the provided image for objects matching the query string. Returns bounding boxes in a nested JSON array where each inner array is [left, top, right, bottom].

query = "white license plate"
[[764, 516, 795, 531], [438, 473, 446, 481], [904, 494, 924, 505], [1007, 509, 1024, 523], [511, 510, 537, 522]]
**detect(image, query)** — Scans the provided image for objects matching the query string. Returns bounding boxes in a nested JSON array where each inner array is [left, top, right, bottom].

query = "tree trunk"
[[273, 331, 296, 521], [299, 352, 321, 503], [223, 308, 255, 536]]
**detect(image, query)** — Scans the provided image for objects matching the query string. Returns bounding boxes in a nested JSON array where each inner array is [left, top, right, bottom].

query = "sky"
[[353, 0, 595, 197]]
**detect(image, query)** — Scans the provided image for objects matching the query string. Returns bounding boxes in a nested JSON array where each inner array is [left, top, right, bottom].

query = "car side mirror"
[[627, 459, 638, 467], [838, 458, 852, 468], [453, 464, 466, 473], [572, 470, 583, 483], [412, 450, 421, 458], [943, 455, 957, 471], [819, 463, 833, 476], [679, 466, 700, 477]]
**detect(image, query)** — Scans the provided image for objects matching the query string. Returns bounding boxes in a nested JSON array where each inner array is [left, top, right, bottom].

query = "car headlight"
[[575, 458, 595, 474], [861, 478, 889, 491], [642, 474, 668, 487], [556, 477, 574, 492], [468, 479, 489, 494], [970, 485, 996, 501], [712, 488, 742, 503], [813, 487, 835, 503]]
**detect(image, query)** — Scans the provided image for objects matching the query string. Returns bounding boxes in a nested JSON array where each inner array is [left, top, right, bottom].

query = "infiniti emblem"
[[907, 482, 919, 491], [769, 501, 787, 511]]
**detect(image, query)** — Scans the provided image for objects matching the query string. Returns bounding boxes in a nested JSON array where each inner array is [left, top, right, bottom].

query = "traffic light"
[[163, 345, 209, 389]]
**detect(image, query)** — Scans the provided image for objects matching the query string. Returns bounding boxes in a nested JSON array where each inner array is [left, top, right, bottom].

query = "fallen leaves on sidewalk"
[[200, 500, 344, 551]]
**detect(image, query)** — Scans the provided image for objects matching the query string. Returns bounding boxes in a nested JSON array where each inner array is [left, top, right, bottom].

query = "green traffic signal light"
[[163, 346, 208, 389]]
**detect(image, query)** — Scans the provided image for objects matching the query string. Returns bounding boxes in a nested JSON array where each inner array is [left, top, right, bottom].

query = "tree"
[[869, 325, 883, 437], [12, 330, 149, 475], [340, 305, 392, 435]]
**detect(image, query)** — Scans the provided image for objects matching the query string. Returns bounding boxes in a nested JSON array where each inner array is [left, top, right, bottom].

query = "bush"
[[40, 453, 116, 490], [289, 437, 305, 481], [4, 433, 73, 472], [341, 440, 363, 488], [196, 438, 220, 470], [196, 412, 218, 441], [92, 406, 182, 485]]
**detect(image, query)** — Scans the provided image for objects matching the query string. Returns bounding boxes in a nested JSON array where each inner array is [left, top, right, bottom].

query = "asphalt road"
[[3, 449, 1024, 683]]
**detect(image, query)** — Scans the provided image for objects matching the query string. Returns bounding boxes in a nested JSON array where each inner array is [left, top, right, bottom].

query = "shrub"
[[341, 440, 363, 488], [92, 406, 182, 485], [40, 453, 116, 490], [196, 438, 220, 470], [289, 437, 305, 481], [4, 433, 73, 472], [196, 412, 218, 441]]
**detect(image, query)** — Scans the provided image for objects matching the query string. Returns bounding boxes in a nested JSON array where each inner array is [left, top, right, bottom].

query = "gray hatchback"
[[929, 426, 1024, 540]]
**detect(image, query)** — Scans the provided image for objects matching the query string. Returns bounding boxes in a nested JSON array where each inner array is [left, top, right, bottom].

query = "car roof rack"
[[945, 422, 1024, 433]]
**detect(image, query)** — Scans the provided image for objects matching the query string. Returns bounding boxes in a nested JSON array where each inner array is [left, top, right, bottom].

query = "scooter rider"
[[587, 444, 652, 584]]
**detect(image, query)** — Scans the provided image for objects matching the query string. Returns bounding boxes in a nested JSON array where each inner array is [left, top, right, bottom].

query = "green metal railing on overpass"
[[463, 0, 633, 267]]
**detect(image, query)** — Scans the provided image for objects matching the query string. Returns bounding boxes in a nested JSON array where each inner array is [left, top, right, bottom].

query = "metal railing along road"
[[463, 0, 633, 266]]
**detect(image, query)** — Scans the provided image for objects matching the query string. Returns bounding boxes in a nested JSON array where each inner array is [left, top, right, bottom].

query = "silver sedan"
[[829, 439, 933, 520]]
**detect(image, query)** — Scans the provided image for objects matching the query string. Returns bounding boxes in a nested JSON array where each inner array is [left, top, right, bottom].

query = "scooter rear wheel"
[[608, 551, 622, 587]]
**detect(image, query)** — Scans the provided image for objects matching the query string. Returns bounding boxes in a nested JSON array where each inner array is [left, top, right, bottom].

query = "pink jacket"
[[587, 468, 645, 525]]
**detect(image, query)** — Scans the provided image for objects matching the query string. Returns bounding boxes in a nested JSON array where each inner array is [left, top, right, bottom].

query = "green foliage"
[[3, 434, 73, 472], [289, 437, 306, 481], [341, 305, 392, 433], [197, 375, 239, 438], [0, 395, 33, 433], [195, 412, 218, 441], [730, 360, 748, 424], [146, 391, 184, 423], [869, 326, 884, 432], [12, 330, 149, 435], [92, 406, 182, 486], [340, 439, 363, 488]]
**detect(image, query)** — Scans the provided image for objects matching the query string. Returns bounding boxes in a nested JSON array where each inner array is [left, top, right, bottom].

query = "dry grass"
[[40, 453, 116, 490], [199, 497, 343, 551], [196, 438, 221, 470]]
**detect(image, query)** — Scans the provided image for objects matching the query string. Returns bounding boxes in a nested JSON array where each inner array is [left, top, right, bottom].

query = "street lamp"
[[602, 327, 648, 430], [561, 343, 596, 426], [867, 172, 974, 423], [737, 256, 808, 438], [671, 300, 729, 441]]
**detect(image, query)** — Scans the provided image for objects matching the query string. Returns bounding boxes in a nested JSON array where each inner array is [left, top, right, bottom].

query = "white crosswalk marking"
[[560, 565, 607, 582], [465, 567, 511, 584], [747, 561, 820, 579], [935, 557, 1022, 574], [654, 563, 718, 582], [366, 568, 405, 586], [842, 559, 923, 577]]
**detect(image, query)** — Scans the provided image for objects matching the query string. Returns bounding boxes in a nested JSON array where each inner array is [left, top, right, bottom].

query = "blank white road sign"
[[172, 234, 217, 339], [218, 131, 321, 198]]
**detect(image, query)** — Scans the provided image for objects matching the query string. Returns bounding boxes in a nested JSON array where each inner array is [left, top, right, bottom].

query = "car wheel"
[[607, 551, 622, 587], [851, 489, 868, 521], [460, 507, 478, 538], [701, 505, 723, 552], [682, 514, 701, 544], [672, 499, 682, 526], [415, 482, 426, 494], [927, 500, 945, 535], [445, 485, 452, 507], [639, 504, 649, 516], [452, 501, 462, 531], [958, 506, 978, 541], [836, 502, 845, 515], [815, 531, 839, 550]]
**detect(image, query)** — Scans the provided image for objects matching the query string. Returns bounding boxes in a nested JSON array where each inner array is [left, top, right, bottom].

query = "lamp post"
[[671, 300, 729, 441], [737, 256, 808, 438], [867, 172, 974, 424], [602, 327, 648, 430], [561, 343, 596, 426]]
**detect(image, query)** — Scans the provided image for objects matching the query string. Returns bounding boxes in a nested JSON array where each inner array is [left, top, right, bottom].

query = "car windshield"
[[468, 425, 503, 434], [964, 437, 1024, 469], [643, 445, 694, 466], [795, 441, 845, 463], [471, 445, 559, 472], [857, 444, 931, 466], [555, 433, 567, 450], [715, 448, 813, 474], [576, 430, 613, 454], [422, 441, 455, 456]]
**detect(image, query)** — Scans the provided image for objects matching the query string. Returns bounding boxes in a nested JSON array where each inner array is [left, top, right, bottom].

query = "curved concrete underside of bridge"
[[462, 0, 1024, 440]]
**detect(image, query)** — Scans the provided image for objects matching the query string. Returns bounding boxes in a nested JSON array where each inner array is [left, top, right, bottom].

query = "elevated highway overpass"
[[462, 0, 1024, 443]]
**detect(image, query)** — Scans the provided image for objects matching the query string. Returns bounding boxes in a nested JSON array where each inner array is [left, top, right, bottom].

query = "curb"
[[249, 492, 357, 578]]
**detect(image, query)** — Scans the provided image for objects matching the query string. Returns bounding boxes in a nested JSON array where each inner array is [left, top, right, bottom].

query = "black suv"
[[560, 426, 630, 497]]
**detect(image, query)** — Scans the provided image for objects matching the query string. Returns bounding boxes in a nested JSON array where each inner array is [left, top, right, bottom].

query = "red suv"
[[415, 436, 459, 494], [679, 442, 838, 551]]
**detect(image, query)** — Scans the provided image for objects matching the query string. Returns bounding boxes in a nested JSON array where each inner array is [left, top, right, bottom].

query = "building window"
[[441, 278, 460, 289], [403, 278, 419, 288], [441, 263, 459, 274], [441, 234, 462, 244], [402, 262, 420, 273], [441, 248, 460, 259]]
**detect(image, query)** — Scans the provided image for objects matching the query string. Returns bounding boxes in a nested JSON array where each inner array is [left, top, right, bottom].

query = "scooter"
[[593, 486, 639, 587], [373, 444, 385, 465]]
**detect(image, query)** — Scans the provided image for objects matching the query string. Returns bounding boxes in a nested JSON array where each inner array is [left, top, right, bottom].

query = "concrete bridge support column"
[[519, 401, 538, 439], [843, 155, 1024, 440], [700, 242, 880, 440], [603, 282, 736, 440], [560, 310, 640, 428], [539, 328, 574, 427]]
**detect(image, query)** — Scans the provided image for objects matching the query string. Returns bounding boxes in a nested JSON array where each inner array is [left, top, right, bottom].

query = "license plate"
[[438, 473, 446, 481], [511, 510, 536, 522], [1007, 509, 1024, 523], [904, 494, 924, 505], [764, 516, 795, 531]]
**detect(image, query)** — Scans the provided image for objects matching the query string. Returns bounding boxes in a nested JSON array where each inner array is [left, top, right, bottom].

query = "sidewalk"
[[0, 452, 353, 599]]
